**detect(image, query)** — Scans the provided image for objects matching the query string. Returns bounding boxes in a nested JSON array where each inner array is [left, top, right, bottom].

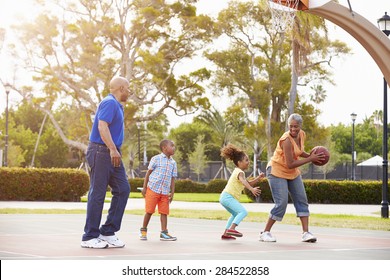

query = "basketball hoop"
[[266, 0, 301, 33]]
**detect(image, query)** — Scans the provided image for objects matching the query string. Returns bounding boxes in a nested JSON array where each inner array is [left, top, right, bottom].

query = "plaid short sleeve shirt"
[[147, 153, 178, 195]]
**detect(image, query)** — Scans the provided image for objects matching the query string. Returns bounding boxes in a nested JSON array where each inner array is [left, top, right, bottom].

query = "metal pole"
[[137, 125, 141, 165], [4, 90, 9, 167], [382, 77, 389, 218], [143, 121, 147, 165], [351, 120, 355, 180]]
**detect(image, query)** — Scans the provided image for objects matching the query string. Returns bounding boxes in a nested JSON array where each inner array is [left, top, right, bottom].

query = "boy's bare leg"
[[142, 213, 153, 228], [160, 214, 168, 231]]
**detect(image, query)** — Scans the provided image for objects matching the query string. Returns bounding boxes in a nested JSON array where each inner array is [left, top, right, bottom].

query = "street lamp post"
[[351, 113, 357, 181], [143, 121, 147, 166], [136, 122, 141, 167], [3, 83, 11, 167], [378, 12, 390, 218]]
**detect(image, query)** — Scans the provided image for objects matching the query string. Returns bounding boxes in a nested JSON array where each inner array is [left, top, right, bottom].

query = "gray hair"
[[288, 113, 303, 126]]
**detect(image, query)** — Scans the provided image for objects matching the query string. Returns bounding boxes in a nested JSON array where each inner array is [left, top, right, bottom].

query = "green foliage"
[[129, 178, 144, 193], [0, 167, 387, 205], [188, 135, 207, 181], [0, 168, 89, 201], [169, 122, 216, 162], [330, 118, 384, 158], [206, 0, 350, 159], [4, 102, 70, 167], [244, 179, 388, 204], [10, 0, 219, 166], [205, 179, 226, 193], [244, 178, 273, 203], [175, 179, 207, 193]]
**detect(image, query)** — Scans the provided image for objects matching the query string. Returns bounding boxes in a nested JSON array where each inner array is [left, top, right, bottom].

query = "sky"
[[0, 0, 389, 128]]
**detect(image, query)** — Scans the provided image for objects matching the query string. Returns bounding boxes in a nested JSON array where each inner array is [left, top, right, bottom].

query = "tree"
[[188, 135, 207, 181], [11, 0, 217, 156], [329, 112, 385, 161], [0, 101, 69, 167], [195, 108, 243, 179], [287, 11, 351, 120], [169, 121, 215, 163], [206, 0, 350, 158]]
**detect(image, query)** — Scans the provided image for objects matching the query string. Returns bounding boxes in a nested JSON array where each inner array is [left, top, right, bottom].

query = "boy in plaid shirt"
[[140, 139, 178, 241]]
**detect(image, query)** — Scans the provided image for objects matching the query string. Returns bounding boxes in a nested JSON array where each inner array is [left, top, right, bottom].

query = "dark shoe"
[[160, 230, 177, 241], [226, 229, 243, 237], [221, 234, 236, 240]]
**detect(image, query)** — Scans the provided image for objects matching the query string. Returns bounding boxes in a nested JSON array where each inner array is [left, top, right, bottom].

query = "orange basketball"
[[311, 146, 330, 166]]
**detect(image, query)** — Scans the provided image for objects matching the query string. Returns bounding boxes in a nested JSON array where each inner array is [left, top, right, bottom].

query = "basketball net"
[[266, 0, 300, 33]]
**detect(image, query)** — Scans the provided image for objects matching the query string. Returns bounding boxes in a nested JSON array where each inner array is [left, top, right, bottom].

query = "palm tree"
[[197, 108, 242, 179], [287, 12, 327, 118], [285, 9, 350, 130], [372, 110, 383, 139]]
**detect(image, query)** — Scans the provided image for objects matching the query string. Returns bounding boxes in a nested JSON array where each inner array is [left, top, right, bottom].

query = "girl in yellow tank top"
[[219, 144, 264, 240]]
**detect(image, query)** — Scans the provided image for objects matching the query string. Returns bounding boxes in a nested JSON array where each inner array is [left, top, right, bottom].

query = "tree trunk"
[[30, 113, 47, 167], [265, 113, 272, 160], [41, 108, 88, 153], [287, 41, 299, 129]]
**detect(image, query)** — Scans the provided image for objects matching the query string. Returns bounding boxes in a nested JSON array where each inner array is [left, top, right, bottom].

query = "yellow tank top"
[[267, 130, 306, 179], [222, 167, 245, 200]]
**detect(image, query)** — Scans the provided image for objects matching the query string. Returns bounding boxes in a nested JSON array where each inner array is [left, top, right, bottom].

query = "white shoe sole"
[[80, 242, 108, 249], [160, 238, 177, 241], [259, 239, 276, 242], [106, 243, 125, 248]]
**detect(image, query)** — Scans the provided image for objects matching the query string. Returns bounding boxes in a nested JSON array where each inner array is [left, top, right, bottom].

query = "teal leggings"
[[219, 192, 248, 229]]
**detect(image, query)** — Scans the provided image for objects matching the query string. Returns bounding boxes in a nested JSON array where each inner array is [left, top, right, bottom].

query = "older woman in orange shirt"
[[259, 114, 325, 243]]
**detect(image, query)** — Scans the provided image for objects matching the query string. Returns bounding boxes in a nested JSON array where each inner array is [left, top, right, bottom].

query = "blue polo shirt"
[[89, 94, 124, 148]]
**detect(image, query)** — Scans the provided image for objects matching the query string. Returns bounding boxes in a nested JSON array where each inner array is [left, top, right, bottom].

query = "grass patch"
[[1, 208, 389, 231]]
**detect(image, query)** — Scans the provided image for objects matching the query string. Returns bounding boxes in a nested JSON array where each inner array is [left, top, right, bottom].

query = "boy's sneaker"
[[98, 234, 125, 248], [81, 238, 108, 249], [302, 231, 317, 243], [160, 230, 177, 241], [221, 234, 236, 240], [140, 228, 147, 241], [259, 231, 277, 242], [226, 229, 243, 237]]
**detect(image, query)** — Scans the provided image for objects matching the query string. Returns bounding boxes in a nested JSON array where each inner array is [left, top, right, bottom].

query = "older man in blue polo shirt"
[[81, 76, 131, 249]]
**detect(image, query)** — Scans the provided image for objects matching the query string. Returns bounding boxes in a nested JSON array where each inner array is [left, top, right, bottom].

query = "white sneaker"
[[98, 234, 125, 248], [81, 238, 108, 249], [259, 231, 276, 242], [302, 231, 317, 243]]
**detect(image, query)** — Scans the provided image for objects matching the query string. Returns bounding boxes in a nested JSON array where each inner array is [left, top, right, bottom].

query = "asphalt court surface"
[[0, 214, 389, 260]]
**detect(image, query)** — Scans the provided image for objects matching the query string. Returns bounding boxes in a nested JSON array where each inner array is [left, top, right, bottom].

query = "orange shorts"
[[145, 188, 170, 215]]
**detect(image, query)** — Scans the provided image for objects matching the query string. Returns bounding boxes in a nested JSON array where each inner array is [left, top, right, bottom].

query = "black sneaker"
[[160, 230, 177, 241]]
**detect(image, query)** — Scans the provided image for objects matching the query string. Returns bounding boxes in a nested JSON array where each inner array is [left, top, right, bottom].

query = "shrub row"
[[131, 178, 388, 205], [243, 179, 388, 205], [1, 168, 388, 204], [0, 167, 89, 202]]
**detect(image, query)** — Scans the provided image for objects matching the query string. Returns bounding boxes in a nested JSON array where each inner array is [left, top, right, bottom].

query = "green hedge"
[[243, 179, 388, 204], [1, 168, 388, 204], [0, 167, 89, 202]]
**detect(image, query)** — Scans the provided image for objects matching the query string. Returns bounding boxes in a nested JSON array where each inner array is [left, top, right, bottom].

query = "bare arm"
[[142, 169, 153, 197], [98, 120, 121, 167], [247, 172, 265, 187], [169, 178, 175, 203], [238, 172, 261, 197], [283, 138, 324, 169]]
